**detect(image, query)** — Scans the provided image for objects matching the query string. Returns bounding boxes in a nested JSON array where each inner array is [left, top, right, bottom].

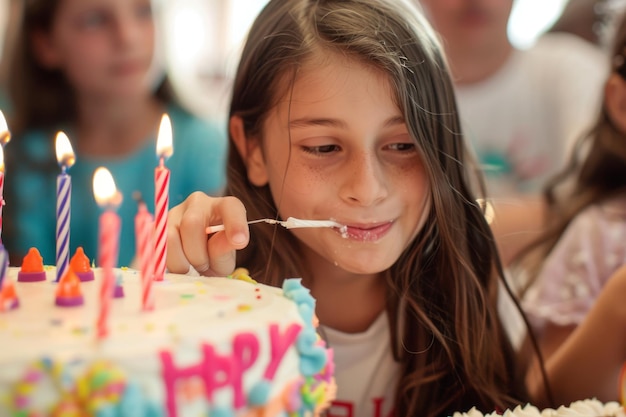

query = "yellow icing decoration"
[[229, 267, 257, 284]]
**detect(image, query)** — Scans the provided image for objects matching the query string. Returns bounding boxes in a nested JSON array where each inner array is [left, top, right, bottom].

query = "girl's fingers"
[[167, 193, 250, 276]]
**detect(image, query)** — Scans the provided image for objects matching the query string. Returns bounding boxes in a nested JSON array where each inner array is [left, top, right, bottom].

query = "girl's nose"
[[339, 152, 388, 206], [114, 16, 143, 46]]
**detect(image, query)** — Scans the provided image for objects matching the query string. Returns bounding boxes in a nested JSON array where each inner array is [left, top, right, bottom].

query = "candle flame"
[[0, 110, 10, 146], [156, 114, 173, 160], [93, 167, 122, 208], [55, 132, 75, 169], [0, 144, 4, 173]]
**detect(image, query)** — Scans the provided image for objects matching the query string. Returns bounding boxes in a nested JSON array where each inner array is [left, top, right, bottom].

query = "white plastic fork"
[[206, 217, 346, 234]]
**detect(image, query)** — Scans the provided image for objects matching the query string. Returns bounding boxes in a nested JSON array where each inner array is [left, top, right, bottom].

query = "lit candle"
[[93, 167, 122, 339], [0, 111, 10, 245], [0, 146, 4, 244], [0, 110, 10, 146], [154, 114, 173, 281], [55, 132, 75, 283], [135, 195, 155, 311]]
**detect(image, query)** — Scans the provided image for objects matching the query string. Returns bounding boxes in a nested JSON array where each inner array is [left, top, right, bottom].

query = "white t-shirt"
[[455, 33, 608, 195], [321, 312, 399, 417]]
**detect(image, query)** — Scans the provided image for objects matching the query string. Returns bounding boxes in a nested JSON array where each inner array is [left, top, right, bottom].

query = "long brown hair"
[[514, 15, 626, 288], [225, 0, 527, 415]]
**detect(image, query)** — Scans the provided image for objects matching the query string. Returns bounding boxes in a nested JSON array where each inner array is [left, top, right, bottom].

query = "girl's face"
[[34, 0, 155, 99], [243, 53, 431, 277]]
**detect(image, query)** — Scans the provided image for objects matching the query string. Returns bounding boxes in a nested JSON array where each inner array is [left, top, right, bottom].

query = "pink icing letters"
[[160, 335, 256, 417], [160, 324, 301, 416], [264, 323, 302, 380], [232, 333, 260, 407]]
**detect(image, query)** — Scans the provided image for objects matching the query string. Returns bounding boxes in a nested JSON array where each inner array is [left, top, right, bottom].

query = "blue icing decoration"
[[288, 288, 314, 306], [282, 278, 303, 292], [96, 405, 116, 417], [282, 277, 329, 397], [298, 303, 314, 325], [209, 406, 235, 417], [144, 402, 165, 417], [248, 379, 271, 406], [296, 328, 318, 352], [117, 382, 145, 416], [41, 357, 53, 370], [300, 347, 328, 376]]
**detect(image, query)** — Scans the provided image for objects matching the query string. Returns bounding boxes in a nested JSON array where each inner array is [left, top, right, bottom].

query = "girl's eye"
[[78, 11, 108, 28], [301, 144, 341, 155], [386, 142, 416, 152], [136, 2, 153, 19]]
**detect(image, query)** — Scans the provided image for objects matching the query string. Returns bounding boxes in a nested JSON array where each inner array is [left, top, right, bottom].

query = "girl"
[[2, 0, 226, 266], [168, 0, 528, 416], [516, 12, 626, 408]]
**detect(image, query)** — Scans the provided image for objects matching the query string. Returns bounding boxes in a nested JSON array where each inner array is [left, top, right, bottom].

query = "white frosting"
[[206, 217, 346, 234], [0, 267, 309, 416], [452, 399, 626, 417]]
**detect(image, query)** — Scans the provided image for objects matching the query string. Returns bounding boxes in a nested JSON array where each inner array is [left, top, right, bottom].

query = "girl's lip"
[[337, 221, 393, 242]]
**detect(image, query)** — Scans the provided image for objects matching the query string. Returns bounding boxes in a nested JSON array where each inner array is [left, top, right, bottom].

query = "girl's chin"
[[329, 258, 395, 275]]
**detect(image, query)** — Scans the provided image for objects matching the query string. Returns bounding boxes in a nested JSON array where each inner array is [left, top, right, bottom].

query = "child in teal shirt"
[[2, 0, 226, 266]]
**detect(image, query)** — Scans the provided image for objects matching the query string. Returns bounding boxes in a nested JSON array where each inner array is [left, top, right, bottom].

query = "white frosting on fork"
[[207, 217, 348, 235], [276, 217, 343, 229]]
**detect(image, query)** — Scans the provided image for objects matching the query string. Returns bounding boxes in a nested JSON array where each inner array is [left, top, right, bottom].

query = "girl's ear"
[[605, 74, 626, 134], [230, 115, 269, 186], [30, 30, 60, 69]]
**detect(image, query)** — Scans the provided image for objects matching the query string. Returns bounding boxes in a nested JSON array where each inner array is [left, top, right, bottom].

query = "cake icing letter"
[[160, 323, 301, 417]]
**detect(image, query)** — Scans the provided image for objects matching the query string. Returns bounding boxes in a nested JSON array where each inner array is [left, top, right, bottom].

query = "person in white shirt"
[[420, 0, 608, 265]]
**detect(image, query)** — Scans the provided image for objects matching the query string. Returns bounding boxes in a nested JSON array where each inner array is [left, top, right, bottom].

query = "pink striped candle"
[[55, 132, 75, 282], [93, 168, 122, 340], [135, 198, 155, 311], [154, 114, 173, 281]]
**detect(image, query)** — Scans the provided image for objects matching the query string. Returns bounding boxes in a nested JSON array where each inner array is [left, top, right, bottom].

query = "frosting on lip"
[[341, 221, 393, 241]]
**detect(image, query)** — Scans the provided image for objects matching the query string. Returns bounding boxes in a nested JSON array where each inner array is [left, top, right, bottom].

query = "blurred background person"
[[516, 13, 626, 404], [1, 0, 227, 266], [419, 0, 608, 265]]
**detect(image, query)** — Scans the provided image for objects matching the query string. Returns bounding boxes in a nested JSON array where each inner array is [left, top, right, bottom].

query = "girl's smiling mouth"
[[338, 221, 393, 241]]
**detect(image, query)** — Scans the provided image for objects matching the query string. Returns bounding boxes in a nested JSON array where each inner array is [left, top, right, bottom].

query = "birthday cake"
[[452, 399, 626, 417], [0, 253, 335, 417]]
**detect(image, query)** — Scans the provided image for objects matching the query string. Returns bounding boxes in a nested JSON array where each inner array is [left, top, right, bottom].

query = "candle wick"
[[158, 157, 165, 169]]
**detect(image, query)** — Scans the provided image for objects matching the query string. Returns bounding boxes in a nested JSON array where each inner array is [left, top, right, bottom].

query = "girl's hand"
[[166, 192, 250, 276]]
